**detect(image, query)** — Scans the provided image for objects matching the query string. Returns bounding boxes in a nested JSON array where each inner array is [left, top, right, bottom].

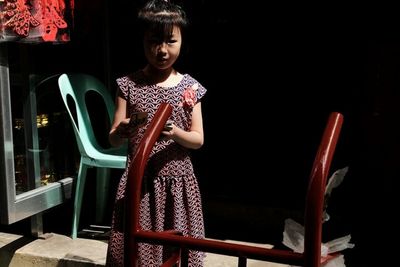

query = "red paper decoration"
[[0, 0, 74, 42]]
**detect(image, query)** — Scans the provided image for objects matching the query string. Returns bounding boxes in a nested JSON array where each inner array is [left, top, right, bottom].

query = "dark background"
[[2, 1, 400, 266]]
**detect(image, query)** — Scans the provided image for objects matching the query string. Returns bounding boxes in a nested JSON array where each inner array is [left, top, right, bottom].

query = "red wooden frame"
[[125, 104, 344, 267]]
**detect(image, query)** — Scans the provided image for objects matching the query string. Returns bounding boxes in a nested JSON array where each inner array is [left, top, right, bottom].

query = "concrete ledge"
[[1, 232, 289, 267], [1, 233, 107, 267]]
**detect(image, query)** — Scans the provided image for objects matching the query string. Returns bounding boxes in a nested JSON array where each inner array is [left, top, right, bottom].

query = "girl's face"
[[143, 25, 182, 71]]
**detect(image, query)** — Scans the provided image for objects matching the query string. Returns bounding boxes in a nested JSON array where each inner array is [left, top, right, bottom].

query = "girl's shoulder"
[[115, 71, 148, 100], [181, 73, 196, 83], [116, 71, 146, 87], [180, 73, 207, 100], [180, 73, 205, 89]]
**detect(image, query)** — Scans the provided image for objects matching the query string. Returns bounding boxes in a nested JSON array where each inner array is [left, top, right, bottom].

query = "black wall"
[[108, 3, 399, 266]]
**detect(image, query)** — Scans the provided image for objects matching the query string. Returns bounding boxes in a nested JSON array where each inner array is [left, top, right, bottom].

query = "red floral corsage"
[[180, 83, 198, 108]]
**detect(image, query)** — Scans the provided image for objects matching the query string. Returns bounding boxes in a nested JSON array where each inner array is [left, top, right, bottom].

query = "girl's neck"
[[143, 65, 180, 87]]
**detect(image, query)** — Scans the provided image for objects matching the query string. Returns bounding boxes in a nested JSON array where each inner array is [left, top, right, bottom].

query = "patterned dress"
[[106, 71, 206, 267]]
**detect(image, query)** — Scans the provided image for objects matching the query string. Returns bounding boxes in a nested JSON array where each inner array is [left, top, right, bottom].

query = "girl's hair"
[[137, 0, 188, 39]]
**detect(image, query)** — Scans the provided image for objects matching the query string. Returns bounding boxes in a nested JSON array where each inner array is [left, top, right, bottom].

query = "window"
[[0, 43, 73, 225]]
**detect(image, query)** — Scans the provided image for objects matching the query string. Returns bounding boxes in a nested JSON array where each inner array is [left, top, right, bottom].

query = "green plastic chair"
[[58, 73, 127, 238]]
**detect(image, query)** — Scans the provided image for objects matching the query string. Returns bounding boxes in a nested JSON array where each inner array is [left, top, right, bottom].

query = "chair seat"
[[81, 154, 126, 169], [82, 145, 127, 168]]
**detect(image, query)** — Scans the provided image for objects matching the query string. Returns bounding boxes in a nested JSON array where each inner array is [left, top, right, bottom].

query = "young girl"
[[106, 0, 206, 266]]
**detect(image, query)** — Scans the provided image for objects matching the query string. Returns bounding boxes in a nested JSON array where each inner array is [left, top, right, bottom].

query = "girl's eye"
[[167, 39, 177, 44]]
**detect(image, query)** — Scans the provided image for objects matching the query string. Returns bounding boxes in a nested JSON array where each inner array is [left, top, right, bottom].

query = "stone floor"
[[204, 240, 288, 267], [0, 232, 289, 267]]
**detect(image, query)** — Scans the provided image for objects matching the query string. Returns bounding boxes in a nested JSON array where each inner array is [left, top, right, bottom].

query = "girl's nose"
[[158, 43, 167, 54]]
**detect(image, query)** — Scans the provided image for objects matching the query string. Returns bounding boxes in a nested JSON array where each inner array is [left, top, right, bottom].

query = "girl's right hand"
[[115, 111, 148, 138], [114, 118, 133, 138]]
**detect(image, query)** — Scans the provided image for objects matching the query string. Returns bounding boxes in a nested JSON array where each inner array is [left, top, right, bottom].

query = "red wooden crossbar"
[[125, 104, 343, 267]]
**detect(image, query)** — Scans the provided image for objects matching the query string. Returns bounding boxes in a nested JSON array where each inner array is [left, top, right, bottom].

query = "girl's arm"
[[109, 95, 130, 147], [162, 102, 204, 149]]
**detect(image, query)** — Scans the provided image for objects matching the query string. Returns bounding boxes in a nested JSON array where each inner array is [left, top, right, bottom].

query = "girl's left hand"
[[161, 120, 174, 140]]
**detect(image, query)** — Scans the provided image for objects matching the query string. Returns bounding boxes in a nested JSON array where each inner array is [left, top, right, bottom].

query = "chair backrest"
[[57, 73, 116, 158]]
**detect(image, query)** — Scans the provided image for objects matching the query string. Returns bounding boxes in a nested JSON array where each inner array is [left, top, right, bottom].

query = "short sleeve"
[[196, 83, 207, 103], [116, 76, 130, 100]]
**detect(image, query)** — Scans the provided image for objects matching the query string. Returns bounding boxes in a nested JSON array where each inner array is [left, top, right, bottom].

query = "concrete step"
[[0, 232, 289, 267], [0, 232, 107, 267]]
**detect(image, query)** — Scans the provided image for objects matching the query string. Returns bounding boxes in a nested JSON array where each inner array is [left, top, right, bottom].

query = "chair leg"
[[95, 167, 110, 223], [72, 161, 88, 239]]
